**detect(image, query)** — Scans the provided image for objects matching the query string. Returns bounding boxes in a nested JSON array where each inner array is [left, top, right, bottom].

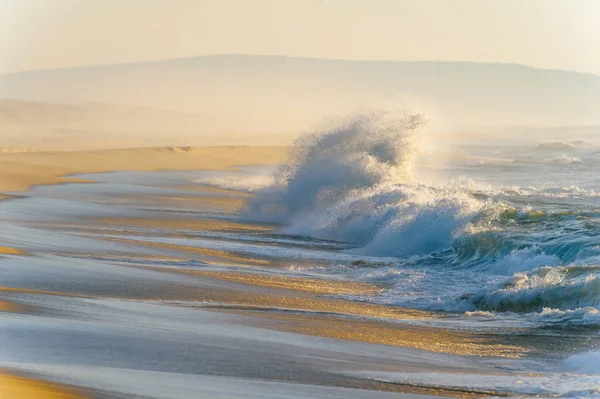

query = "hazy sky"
[[1, 0, 599, 75]]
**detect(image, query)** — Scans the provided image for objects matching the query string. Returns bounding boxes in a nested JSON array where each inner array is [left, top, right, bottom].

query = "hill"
[[1, 55, 599, 147]]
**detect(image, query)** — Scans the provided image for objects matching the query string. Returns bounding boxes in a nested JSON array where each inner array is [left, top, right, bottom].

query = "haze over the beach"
[[1, 0, 599, 150], [3, 2, 600, 398], [2, 0, 600, 75]]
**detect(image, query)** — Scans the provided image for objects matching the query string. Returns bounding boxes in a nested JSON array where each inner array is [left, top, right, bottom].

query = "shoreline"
[[0, 372, 86, 399], [0, 147, 530, 357], [0, 146, 539, 398], [0, 145, 288, 197]]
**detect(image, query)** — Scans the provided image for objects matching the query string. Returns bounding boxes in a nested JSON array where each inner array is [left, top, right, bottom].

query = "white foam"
[[537, 307, 600, 325], [247, 110, 491, 257], [467, 266, 600, 313], [547, 154, 583, 164], [352, 371, 600, 397], [195, 174, 276, 192], [564, 351, 600, 375], [487, 246, 560, 275]]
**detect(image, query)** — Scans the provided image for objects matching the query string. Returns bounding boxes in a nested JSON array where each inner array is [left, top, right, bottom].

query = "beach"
[[0, 145, 598, 398], [3, 1, 599, 397]]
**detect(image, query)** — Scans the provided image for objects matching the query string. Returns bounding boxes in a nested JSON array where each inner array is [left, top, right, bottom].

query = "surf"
[[237, 110, 600, 322]]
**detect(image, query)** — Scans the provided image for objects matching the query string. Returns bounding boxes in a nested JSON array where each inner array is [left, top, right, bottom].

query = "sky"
[[1, 0, 599, 75]]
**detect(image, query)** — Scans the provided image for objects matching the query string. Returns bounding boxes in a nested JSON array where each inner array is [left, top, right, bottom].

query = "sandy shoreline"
[[0, 300, 22, 312], [0, 146, 535, 398], [0, 145, 288, 196], [0, 372, 85, 399], [0, 246, 25, 255]]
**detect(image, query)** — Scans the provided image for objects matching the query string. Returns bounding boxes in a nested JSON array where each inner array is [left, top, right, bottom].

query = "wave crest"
[[467, 266, 600, 313], [247, 111, 491, 256], [239, 110, 600, 321]]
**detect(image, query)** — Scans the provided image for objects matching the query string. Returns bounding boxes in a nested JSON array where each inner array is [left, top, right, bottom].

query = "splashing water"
[[237, 109, 600, 326]]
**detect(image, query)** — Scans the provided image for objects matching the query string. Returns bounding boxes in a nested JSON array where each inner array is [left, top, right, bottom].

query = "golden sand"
[[114, 193, 247, 213], [101, 236, 272, 266], [165, 268, 381, 296], [144, 274, 428, 320], [142, 194, 247, 212], [0, 146, 288, 196], [2, 255, 521, 359], [93, 217, 274, 233], [164, 185, 255, 197], [236, 311, 526, 358], [135, 269, 524, 358], [0, 300, 22, 312], [0, 286, 89, 298], [0, 246, 25, 255], [132, 266, 525, 358], [0, 373, 85, 399]]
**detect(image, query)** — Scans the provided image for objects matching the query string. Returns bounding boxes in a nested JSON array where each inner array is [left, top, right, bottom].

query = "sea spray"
[[235, 110, 600, 320], [247, 110, 426, 220], [246, 110, 487, 256]]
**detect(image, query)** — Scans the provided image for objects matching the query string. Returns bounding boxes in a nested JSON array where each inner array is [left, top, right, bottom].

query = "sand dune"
[[0, 145, 288, 197]]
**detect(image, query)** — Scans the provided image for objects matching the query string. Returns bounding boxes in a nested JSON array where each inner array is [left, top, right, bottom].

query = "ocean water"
[[197, 111, 600, 384], [199, 113, 600, 323], [2, 111, 599, 396]]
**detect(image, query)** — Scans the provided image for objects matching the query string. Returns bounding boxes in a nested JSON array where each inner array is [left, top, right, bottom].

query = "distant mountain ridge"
[[1, 54, 599, 135], [5, 54, 600, 77]]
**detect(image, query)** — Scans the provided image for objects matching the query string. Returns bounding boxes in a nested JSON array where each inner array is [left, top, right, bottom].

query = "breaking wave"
[[241, 110, 600, 321], [546, 154, 583, 164], [537, 141, 595, 151], [247, 110, 487, 257], [465, 266, 600, 313]]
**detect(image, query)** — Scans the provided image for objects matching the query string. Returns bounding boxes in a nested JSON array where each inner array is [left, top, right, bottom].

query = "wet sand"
[[164, 268, 382, 296], [0, 300, 22, 312], [0, 246, 25, 255], [90, 216, 275, 233], [0, 146, 288, 195], [0, 372, 85, 399], [230, 309, 524, 358], [102, 236, 274, 266], [0, 149, 548, 398]]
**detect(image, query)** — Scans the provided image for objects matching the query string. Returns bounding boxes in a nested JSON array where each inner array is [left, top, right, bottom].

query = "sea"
[[1, 110, 599, 397], [197, 111, 600, 394]]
